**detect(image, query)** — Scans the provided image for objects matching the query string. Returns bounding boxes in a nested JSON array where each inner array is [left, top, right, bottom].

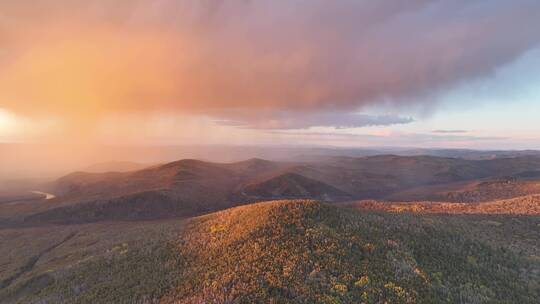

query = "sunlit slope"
[[347, 194, 540, 215], [165, 200, 538, 303], [2, 200, 538, 303]]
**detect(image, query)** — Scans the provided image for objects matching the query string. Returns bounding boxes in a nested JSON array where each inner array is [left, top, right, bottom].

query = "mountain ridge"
[[5, 155, 540, 225]]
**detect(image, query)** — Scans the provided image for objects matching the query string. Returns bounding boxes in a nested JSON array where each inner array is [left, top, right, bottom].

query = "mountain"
[[292, 155, 540, 199], [393, 148, 540, 160], [15, 159, 292, 224], [240, 172, 352, 201], [1, 200, 538, 303], [2, 154, 540, 302], [26, 160, 242, 224], [7, 155, 540, 225], [386, 176, 540, 203]]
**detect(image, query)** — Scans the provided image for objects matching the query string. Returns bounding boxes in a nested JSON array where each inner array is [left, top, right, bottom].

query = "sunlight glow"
[[0, 108, 18, 134]]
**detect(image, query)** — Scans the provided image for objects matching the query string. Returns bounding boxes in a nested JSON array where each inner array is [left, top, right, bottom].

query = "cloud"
[[269, 130, 507, 147], [215, 111, 413, 130], [432, 130, 468, 134], [0, 1, 539, 131]]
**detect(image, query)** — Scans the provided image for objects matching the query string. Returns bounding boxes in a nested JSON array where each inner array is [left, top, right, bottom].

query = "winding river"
[[30, 191, 56, 200]]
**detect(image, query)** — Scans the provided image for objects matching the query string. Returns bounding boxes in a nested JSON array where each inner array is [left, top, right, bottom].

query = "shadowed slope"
[[22, 160, 243, 224], [11, 155, 540, 226], [387, 177, 540, 203], [240, 172, 352, 201]]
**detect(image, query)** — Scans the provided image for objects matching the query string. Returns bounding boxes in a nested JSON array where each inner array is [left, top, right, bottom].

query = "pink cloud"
[[0, 1, 539, 130]]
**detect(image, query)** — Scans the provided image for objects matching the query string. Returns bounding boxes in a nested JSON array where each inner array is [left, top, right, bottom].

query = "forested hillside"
[[2, 200, 538, 303]]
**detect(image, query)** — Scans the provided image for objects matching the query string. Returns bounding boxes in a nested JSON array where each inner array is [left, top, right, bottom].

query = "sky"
[[1, 0, 540, 150]]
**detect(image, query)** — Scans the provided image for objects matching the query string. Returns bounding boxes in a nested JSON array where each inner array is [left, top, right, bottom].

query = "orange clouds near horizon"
[[0, 1, 540, 143], [0, 27, 186, 136]]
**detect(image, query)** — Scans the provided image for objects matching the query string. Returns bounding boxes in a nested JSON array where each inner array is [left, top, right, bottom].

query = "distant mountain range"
[[2, 154, 537, 226], [2, 143, 540, 183]]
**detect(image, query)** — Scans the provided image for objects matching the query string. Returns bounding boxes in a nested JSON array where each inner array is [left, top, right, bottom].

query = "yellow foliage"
[[333, 283, 348, 294], [384, 282, 408, 299], [210, 223, 226, 234], [354, 276, 370, 288]]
